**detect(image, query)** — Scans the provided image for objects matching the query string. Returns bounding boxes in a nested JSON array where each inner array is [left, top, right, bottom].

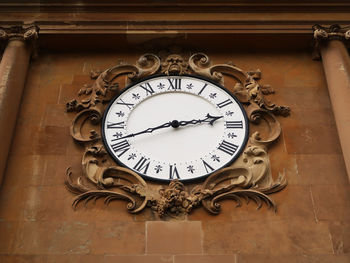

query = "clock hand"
[[114, 121, 172, 140], [176, 113, 223, 127], [114, 113, 223, 140]]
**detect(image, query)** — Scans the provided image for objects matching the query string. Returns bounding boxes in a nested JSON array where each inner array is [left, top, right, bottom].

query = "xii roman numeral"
[[217, 99, 233, 108], [198, 83, 208, 95], [225, 121, 243, 129], [116, 99, 134, 109], [133, 157, 150, 174], [168, 78, 181, 90], [110, 140, 130, 157], [140, 82, 155, 96], [107, 121, 125, 129], [169, 165, 180, 179], [218, 140, 239, 156]]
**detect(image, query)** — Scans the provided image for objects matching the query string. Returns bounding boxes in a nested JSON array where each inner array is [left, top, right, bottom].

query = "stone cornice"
[[1, 1, 350, 13]]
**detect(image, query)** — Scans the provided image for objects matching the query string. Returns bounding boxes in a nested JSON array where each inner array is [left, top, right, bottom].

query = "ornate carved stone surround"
[[65, 53, 290, 218]]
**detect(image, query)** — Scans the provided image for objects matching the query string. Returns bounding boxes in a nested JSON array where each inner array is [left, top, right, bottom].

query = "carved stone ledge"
[[64, 52, 290, 218], [312, 24, 350, 60]]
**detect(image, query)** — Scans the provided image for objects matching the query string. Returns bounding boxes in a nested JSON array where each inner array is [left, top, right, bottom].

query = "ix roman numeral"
[[107, 121, 125, 129], [133, 157, 150, 174], [225, 121, 243, 129], [217, 99, 233, 108], [202, 160, 214, 173], [110, 140, 130, 157], [168, 78, 181, 90], [198, 83, 208, 95], [218, 140, 239, 156], [169, 165, 180, 179], [116, 99, 134, 109], [140, 82, 155, 96]]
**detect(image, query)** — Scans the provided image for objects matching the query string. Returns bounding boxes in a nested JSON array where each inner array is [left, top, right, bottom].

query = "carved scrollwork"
[[65, 52, 289, 218], [65, 145, 149, 213]]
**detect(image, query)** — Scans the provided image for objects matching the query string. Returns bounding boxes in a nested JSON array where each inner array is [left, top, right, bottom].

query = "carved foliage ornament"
[[65, 53, 290, 218]]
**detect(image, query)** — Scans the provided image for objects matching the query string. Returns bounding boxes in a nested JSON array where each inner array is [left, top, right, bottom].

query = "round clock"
[[102, 75, 249, 182]]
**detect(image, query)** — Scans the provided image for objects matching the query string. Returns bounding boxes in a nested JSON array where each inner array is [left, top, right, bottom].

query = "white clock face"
[[102, 75, 249, 181]]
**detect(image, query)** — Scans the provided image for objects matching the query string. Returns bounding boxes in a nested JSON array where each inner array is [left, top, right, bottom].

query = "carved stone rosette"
[[65, 53, 290, 218]]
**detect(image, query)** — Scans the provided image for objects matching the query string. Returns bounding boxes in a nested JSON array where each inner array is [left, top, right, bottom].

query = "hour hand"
[[202, 113, 224, 125], [177, 113, 223, 127]]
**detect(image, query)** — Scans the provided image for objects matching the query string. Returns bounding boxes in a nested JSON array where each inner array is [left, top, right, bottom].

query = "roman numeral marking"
[[133, 157, 150, 174], [116, 99, 134, 109], [168, 78, 181, 90], [169, 165, 180, 179], [107, 121, 125, 129], [217, 99, 233, 108], [198, 83, 208, 95], [140, 82, 155, 96], [218, 140, 239, 156], [202, 160, 214, 173], [110, 140, 130, 157], [225, 121, 243, 129]]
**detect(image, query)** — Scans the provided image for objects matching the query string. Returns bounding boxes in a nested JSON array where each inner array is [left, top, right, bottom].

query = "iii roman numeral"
[[110, 140, 130, 157], [198, 83, 208, 95], [169, 165, 180, 179], [218, 140, 239, 156], [116, 99, 134, 109], [140, 82, 155, 96], [107, 121, 125, 129], [202, 160, 214, 173], [217, 99, 233, 108], [168, 78, 181, 90], [225, 121, 243, 129], [133, 157, 150, 174]]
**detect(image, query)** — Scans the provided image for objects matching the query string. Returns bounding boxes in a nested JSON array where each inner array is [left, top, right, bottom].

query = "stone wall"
[[0, 47, 349, 262]]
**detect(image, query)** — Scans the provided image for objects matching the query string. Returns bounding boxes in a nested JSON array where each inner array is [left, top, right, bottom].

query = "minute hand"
[[114, 122, 172, 140]]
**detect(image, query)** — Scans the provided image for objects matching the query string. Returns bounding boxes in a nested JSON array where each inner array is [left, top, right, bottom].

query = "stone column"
[[313, 24, 350, 181], [0, 25, 39, 186]]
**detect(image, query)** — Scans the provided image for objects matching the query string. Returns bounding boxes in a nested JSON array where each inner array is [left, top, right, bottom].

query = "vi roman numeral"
[[107, 121, 125, 129], [202, 160, 214, 173], [110, 140, 130, 157], [133, 157, 151, 174], [168, 78, 181, 90], [140, 82, 155, 96], [217, 99, 233, 108], [225, 121, 243, 129], [218, 140, 239, 156], [169, 164, 180, 179]]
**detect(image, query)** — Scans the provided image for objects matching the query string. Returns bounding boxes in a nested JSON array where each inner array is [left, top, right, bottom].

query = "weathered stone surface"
[[146, 221, 202, 254], [174, 255, 235, 263], [90, 221, 145, 254], [203, 220, 333, 254]]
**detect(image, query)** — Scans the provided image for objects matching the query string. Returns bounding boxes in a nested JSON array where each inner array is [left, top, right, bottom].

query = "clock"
[[102, 75, 249, 182]]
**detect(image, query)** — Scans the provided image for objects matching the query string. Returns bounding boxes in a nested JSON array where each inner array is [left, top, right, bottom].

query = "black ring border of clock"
[[101, 74, 250, 183]]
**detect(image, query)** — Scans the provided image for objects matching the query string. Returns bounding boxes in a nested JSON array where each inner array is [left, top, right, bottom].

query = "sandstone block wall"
[[0, 48, 349, 262]]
